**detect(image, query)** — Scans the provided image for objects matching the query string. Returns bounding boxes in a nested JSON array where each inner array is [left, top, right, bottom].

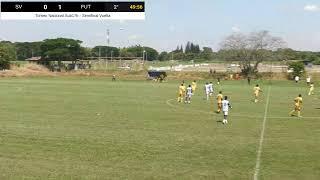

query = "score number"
[[42, 4, 62, 10]]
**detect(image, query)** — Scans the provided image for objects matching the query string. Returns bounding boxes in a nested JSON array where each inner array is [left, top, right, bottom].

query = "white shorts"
[[223, 111, 228, 116], [206, 91, 210, 95], [187, 93, 192, 98]]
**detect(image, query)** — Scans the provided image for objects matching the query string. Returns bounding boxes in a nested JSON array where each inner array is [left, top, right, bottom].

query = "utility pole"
[[107, 29, 110, 46], [106, 28, 110, 70], [143, 50, 146, 64], [111, 50, 113, 61], [98, 46, 101, 60]]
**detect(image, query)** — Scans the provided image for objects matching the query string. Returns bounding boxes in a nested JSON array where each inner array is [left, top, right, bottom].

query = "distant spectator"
[[235, 73, 240, 80], [247, 76, 251, 85], [295, 76, 300, 83]]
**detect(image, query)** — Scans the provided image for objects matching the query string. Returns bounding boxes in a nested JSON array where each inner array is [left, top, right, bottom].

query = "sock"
[[289, 110, 295, 115]]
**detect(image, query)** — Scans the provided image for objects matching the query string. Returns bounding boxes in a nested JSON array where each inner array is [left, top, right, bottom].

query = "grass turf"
[[0, 77, 319, 179]]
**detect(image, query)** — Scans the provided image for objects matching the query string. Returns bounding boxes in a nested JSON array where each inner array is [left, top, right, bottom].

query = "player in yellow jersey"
[[177, 83, 186, 103], [216, 91, 223, 113], [289, 94, 303, 117], [308, 82, 314, 96], [253, 84, 262, 103], [191, 80, 197, 94]]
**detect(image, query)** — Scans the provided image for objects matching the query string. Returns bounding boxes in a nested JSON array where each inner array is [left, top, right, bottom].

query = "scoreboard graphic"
[[0, 1, 145, 20]]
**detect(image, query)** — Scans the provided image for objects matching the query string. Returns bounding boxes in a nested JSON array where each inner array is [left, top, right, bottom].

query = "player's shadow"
[[315, 108, 320, 110], [216, 120, 223, 123]]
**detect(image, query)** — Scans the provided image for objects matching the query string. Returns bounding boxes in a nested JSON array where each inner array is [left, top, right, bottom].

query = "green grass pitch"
[[0, 77, 319, 179]]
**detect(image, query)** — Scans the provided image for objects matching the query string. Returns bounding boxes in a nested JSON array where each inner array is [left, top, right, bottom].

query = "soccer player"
[[204, 82, 211, 100], [253, 84, 262, 103], [177, 83, 186, 103], [308, 82, 314, 96], [289, 94, 303, 118], [191, 80, 197, 94], [204, 82, 210, 101], [306, 76, 311, 85], [222, 96, 232, 124], [216, 91, 223, 113], [185, 85, 193, 104], [217, 78, 221, 85], [209, 82, 214, 96]]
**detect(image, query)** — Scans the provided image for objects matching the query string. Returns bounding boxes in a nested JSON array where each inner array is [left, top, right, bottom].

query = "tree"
[[219, 30, 286, 76], [158, 51, 168, 61], [15, 42, 42, 60], [194, 44, 200, 54], [190, 42, 195, 53], [81, 47, 92, 58], [185, 42, 191, 54], [119, 48, 135, 57], [185, 53, 196, 60], [277, 48, 298, 61], [122, 45, 159, 61], [143, 46, 159, 61], [40, 38, 84, 61], [172, 52, 185, 60], [288, 62, 305, 78], [200, 47, 214, 60], [0, 43, 16, 69]]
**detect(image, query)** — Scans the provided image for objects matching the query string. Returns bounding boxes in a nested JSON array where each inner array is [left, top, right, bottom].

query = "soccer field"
[[0, 77, 319, 179]]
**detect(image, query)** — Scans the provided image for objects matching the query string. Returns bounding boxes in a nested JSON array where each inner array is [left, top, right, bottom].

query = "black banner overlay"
[[0, 1, 145, 12]]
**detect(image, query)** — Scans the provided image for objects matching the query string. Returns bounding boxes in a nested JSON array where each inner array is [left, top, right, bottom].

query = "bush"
[[288, 61, 305, 79], [312, 59, 320, 65], [0, 43, 16, 70], [0, 59, 10, 70]]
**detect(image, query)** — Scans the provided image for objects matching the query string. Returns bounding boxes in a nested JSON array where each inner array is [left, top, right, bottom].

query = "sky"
[[0, 0, 320, 52]]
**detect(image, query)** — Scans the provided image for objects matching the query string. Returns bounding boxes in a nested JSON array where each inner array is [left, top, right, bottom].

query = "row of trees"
[[158, 46, 216, 61], [0, 39, 160, 61], [1, 31, 320, 74]]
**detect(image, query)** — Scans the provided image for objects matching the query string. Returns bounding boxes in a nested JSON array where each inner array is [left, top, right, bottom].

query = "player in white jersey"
[[306, 76, 311, 85], [222, 96, 232, 124], [204, 82, 211, 100], [209, 82, 214, 96], [185, 85, 193, 104]]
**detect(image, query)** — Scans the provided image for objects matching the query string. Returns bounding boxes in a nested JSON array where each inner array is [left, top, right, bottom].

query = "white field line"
[[165, 99, 320, 119], [253, 86, 271, 180]]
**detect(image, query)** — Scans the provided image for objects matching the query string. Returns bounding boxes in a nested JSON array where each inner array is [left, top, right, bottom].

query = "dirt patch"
[[1, 64, 319, 81], [0, 64, 56, 77]]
